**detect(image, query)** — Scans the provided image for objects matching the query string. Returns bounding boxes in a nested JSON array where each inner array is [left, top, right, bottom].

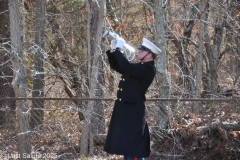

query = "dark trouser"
[[124, 156, 144, 160]]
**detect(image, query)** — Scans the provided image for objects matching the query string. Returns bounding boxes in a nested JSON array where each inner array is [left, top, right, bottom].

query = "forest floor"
[[147, 98, 240, 160], [0, 96, 240, 160]]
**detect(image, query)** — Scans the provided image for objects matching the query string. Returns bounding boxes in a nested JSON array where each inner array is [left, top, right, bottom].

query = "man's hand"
[[110, 39, 117, 50], [116, 37, 125, 49]]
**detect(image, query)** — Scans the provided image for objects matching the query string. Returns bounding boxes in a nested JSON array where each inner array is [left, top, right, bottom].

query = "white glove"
[[110, 39, 117, 50], [116, 37, 125, 49]]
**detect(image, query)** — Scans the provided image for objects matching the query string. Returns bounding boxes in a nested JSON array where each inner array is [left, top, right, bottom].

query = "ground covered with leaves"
[[0, 98, 240, 160], [148, 99, 240, 160]]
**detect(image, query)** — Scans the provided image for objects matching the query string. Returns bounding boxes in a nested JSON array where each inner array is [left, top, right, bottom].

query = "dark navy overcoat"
[[104, 49, 156, 158]]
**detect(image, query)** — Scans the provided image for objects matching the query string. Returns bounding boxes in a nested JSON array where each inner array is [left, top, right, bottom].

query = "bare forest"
[[0, 0, 240, 159]]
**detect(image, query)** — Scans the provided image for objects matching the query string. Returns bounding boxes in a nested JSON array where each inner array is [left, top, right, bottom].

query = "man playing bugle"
[[104, 35, 161, 160]]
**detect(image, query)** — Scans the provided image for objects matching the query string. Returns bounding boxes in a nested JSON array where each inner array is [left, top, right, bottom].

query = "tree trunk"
[[193, 1, 206, 113], [0, 0, 15, 125], [80, 0, 105, 156], [91, 46, 105, 136], [230, 0, 240, 88], [152, 0, 170, 129], [203, 3, 211, 94], [30, 0, 46, 129], [210, 26, 223, 94], [207, 0, 224, 95], [182, 5, 198, 96], [9, 0, 31, 159]]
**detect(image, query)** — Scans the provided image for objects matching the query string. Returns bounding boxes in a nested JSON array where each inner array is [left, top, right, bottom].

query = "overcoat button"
[[119, 98, 121, 101]]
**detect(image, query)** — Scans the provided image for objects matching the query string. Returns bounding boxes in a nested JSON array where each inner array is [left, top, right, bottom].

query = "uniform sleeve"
[[106, 50, 124, 74], [113, 50, 155, 80]]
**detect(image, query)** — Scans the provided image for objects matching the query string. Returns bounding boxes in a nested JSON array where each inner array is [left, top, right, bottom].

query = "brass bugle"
[[102, 30, 136, 62]]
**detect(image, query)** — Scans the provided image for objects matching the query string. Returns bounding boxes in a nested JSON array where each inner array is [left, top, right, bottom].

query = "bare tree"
[[80, 0, 106, 155], [206, 1, 224, 95], [0, 0, 15, 125], [9, 0, 31, 159], [152, 0, 170, 129], [229, 0, 240, 88], [30, 0, 46, 129], [193, 0, 207, 114]]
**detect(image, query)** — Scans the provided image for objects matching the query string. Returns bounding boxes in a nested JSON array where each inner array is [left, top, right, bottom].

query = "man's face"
[[137, 49, 149, 60]]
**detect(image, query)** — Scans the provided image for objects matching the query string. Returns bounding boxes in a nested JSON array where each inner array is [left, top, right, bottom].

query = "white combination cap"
[[138, 38, 161, 54]]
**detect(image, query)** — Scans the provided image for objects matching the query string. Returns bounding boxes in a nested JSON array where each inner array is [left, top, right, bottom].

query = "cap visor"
[[137, 45, 151, 51]]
